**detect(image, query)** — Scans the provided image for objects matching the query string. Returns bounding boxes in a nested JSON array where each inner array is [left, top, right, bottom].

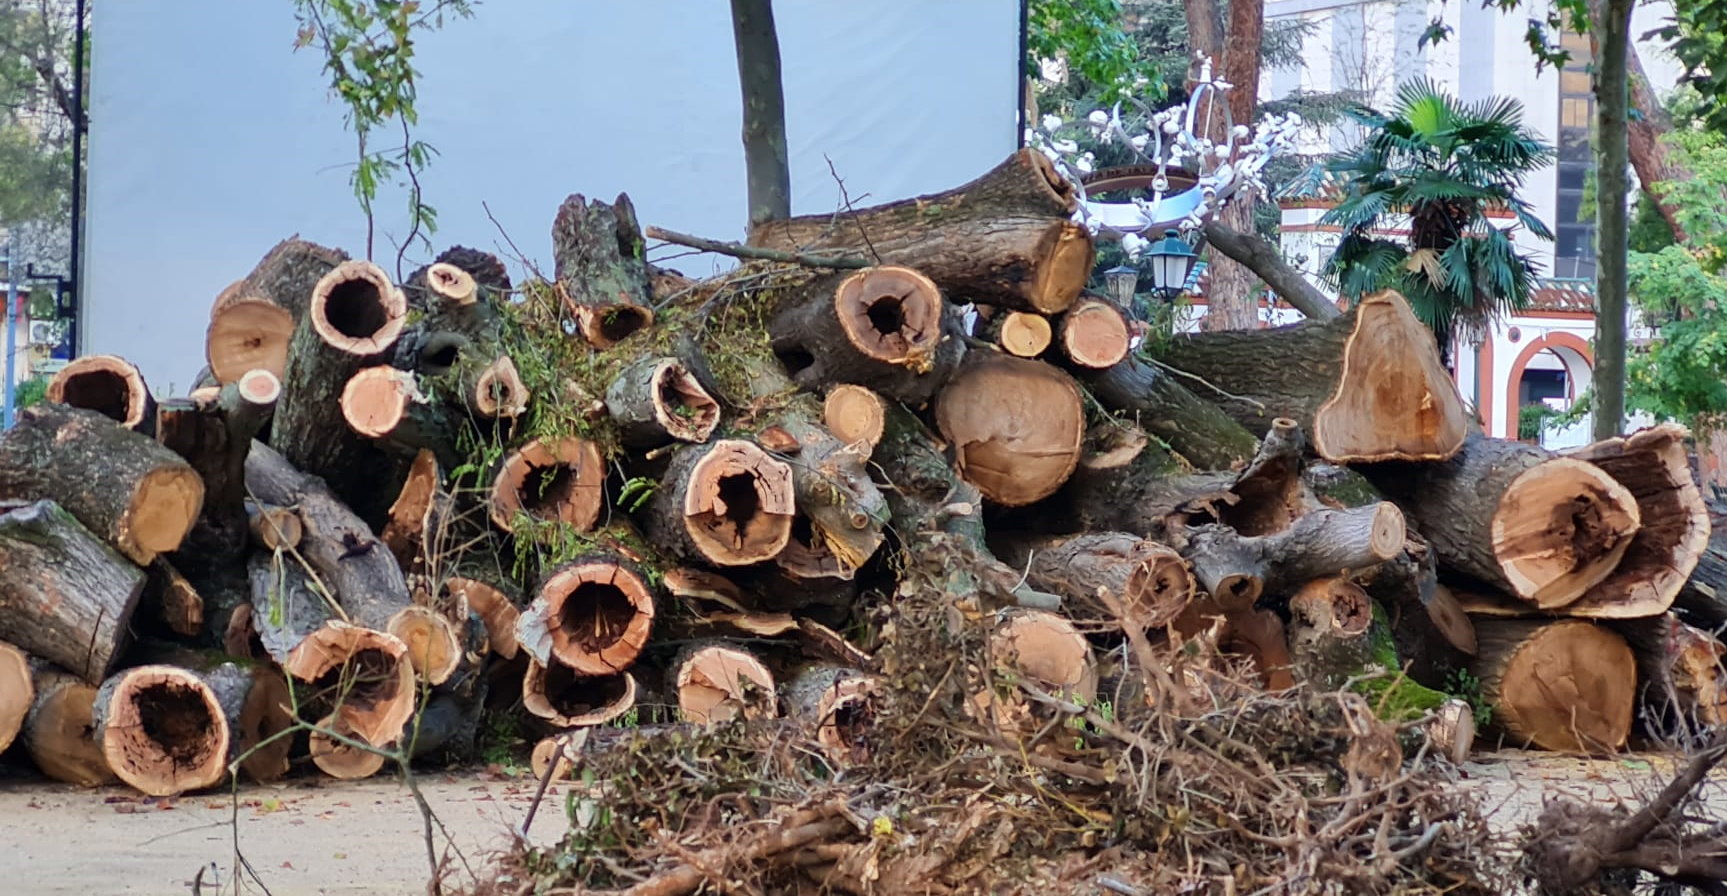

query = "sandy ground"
[[3, 752, 1725, 895]]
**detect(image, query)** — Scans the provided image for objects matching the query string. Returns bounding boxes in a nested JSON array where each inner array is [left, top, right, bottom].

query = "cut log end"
[[206, 298, 293, 384], [1365, 502, 1407, 562], [474, 355, 530, 419], [1428, 698, 1476, 764], [936, 355, 1085, 507], [236, 368, 283, 407], [789, 668, 880, 766], [426, 262, 477, 306], [822, 385, 887, 457], [340, 366, 418, 438], [1493, 458, 1642, 609], [1290, 579, 1373, 639], [1312, 290, 1469, 463], [995, 311, 1054, 357], [25, 672, 116, 786], [1029, 221, 1094, 314], [489, 437, 606, 533], [530, 735, 575, 781], [1058, 298, 1130, 369], [284, 622, 415, 748], [47, 355, 153, 429], [675, 645, 777, 725], [309, 713, 387, 780], [99, 666, 229, 796], [387, 606, 463, 685], [777, 515, 858, 581], [236, 669, 294, 782], [522, 661, 636, 727], [311, 260, 407, 355], [1427, 585, 1479, 656], [448, 577, 519, 659], [539, 561, 656, 675], [1119, 542, 1197, 629], [124, 467, 205, 564], [574, 301, 653, 349], [247, 503, 303, 551], [0, 642, 30, 753], [1477, 619, 1635, 753], [833, 266, 944, 368], [607, 358, 720, 444], [683, 440, 796, 566], [991, 610, 1098, 703]]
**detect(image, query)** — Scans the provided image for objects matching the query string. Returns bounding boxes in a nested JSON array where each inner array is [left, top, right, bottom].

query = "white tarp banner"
[[85, 1, 1021, 390]]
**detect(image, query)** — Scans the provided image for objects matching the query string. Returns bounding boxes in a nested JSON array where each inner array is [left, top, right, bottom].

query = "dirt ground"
[[2, 752, 1724, 895]]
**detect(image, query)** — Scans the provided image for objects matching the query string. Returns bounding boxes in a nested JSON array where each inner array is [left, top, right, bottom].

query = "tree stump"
[[0, 500, 146, 682], [1471, 617, 1635, 753], [935, 354, 1085, 507], [47, 354, 156, 434]]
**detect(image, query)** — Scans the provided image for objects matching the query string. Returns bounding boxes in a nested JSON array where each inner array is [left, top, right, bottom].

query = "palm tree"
[[1321, 80, 1554, 361]]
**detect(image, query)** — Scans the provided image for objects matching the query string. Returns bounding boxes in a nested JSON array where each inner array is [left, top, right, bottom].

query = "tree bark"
[[1082, 355, 1259, 469], [730, 0, 790, 226], [93, 664, 230, 796], [1591, 0, 1632, 439], [1176, 502, 1406, 609], [1201, 220, 1341, 321], [992, 531, 1195, 631], [23, 662, 116, 787], [46, 353, 155, 434], [1674, 494, 1727, 636], [0, 403, 204, 566], [0, 500, 145, 682], [759, 401, 889, 577], [1613, 613, 1727, 735], [606, 356, 723, 448], [640, 439, 796, 566], [1471, 617, 1635, 753], [935, 353, 1086, 507], [769, 266, 963, 404], [551, 193, 655, 348], [1624, 33, 1689, 242]]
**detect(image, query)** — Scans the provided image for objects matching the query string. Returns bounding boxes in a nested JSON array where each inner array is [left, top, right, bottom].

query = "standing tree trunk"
[[731, 0, 790, 226], [1592, 0, 1632, 439]]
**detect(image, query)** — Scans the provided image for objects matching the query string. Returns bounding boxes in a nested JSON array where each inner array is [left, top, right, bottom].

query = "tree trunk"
[[205, 238, 346, 384], [769, 266, 963, 404], [1081, 355, 1259, 470], [283, 620, 416, 748], [821, 385, 887, 458], [1613, 613, 1727, 735], [1591, 0, 1632, 440], [1156, 290, 1469, 463], [1201, 221, 1341, 321], [1055, 297, 1130, 369], [0, 640, 28, 753], [46, 353, 155, 434], [515, 557, 656, 675], [1358, 541, 1476, 689], [993, 531, 1195, 631], [246, 552, 333, 666], [749, 149, 1092, 314], [730, 0, 790, 226], [673, 642, 777, 724], [1177, 502, 1406, 609], [1471, 617, 1635, 753], [784, 665, 878, 766], [522, 660, 637, 727], [552, 193, 654, 348], [1623, 32, 1689, 242], [1675, 494, 1727, 636], [0, 500, 145, 682], [1285, 578, 1374, 690], [23, 662, 116, 786], [761, 402, 889, 577], [200, 661, 295, 783], [488, 435, 607, 534], [93, 664, 230, 796], [977, 309, 1053, 358], [935, 353, 1085, 507], [605, 357, 722, 448], [1359, 433, 1642, 610], [0, 403, 204, 566], [641, 439, 796, 566]]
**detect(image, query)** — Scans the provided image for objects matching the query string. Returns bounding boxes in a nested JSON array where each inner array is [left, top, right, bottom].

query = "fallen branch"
[[646, 225, 868, 270]]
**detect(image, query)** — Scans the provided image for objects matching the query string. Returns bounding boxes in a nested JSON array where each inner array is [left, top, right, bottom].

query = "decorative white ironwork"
[[1027, 56, 1301, 259]]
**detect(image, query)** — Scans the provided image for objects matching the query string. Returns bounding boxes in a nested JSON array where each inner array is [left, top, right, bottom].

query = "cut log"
[[1428, 698, 1477, 764], [749, 148, 1093, 314], [1285, 578, 1374, 690], [339, 365, 456, 465], [0, 641, 29, 753], [784, 666, 878, 765], [93, 665, 229, 796], [642, 439, 796, 566], [247, 502, 303, 551], [935, 354, 1085, 507], [1675, 494, 1727, 636], [993, 532, 1195, 631], [0, 403, 204, 566], [271, 260, 408, 525], [1082, 355, 1259, 470], [1358, 539, 1476, 690], [0, 499, 146, 682], [309, 712, 388, 780], [389, 605, 464, 687], [673, 643, 777, 724], [551, 193, 654, 349], [975, 610, 1099, 728], [447, 576, 519, 659], [764, 411, 888, 576], [283, 621, 416, 748], [1155, 290, 1469, 463], [1556, 424, 1710, 618], [145, 559, 204, 639], [221, 664, 295, 782], [24, 663, 116, 786], [1178, 502, 1406, 610], [522, 660, 637, 727], [1056, 297, 1129, 369], [604, 357, 721, 447], [979, 309, 1053, 358], [47, 354, 155, 433], [488, 436, 606, 534], [530, 734, 575, 781], [822, 385, 886, 457], [1471, 617, 1635, 753], [380, 449, 446, 574], [206, 299, 295, 385], [1614, 614, 1727, 733], [515, 558, 656, 675], [769, 265, 963, 404], [472, 354, 530, 419], [246, 553, 334, 663], [1360, 433, 1642, 610]]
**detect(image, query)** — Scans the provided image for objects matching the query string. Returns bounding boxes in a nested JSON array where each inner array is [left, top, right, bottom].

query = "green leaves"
[[1026, 0, 1162, 104]]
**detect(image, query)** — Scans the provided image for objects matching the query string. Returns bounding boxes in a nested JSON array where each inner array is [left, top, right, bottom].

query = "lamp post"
[[1101, 264, 1139, 310], [1143, 229, 1197, 301]]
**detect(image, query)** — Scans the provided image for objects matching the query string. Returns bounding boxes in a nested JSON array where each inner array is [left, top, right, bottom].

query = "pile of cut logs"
[[0, 149, 1723, 797]]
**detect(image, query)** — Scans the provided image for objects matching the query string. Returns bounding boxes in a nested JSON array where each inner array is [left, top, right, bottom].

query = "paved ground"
[[3, 752, 1724, 895]]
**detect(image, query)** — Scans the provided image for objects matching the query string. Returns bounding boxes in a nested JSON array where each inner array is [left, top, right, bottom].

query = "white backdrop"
[[85, 1, 1021, 391]]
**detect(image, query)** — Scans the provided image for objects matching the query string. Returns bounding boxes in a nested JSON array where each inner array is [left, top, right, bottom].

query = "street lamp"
[[1101, 264, 1139, 309], [1143, 229, 1197, 300]]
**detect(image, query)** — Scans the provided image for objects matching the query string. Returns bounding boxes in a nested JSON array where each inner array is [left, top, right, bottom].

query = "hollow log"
[[24, 663, 116, 786], [247, 502, 303, 551], [471, 354, 530, 419], [641, 439, 796, 566], [673, 643, 778, 725], [206, 239, 348, 384], [552, 193, 655, 349], [605, 356, 722, 447], [1178, 502, 1406, 610], [822, 385, 886, 458], [0, 403, 203, 566], [993, 532, 1195, 631], [769, 265, 964, 404], [1556, 424, 1710, 618], [0, 641, 28, 753], [1613, 614, 1727, 734], [93, 665, 230, 796], [522, 660, 637, 727], [448, 576, 520, 659], [935, 353, 1085, 507], [749, 148, 1093, 314], [283, 621, 416, 748], [488, 436, 607, 534], [1082, 354, 1259, 470], [271, 260, 408, 526], [1056, 297, 1129, 369], [1154, 290, 1469, 463], [0, 499, 145, 683], [784, 666, 878, 766], [515, 558, 656, 675], [47, 354, 156, 433], [1471, 617, 1635, 753], [309, 712, 388, 780], [1285, 578, 1374, 690], [978, 309, 1053, 358], [1360, 433, 1642, 610]]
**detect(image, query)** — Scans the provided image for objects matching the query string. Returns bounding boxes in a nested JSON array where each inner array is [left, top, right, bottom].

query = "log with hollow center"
[[645, 439, 796, 566], [283, 621, 416, 748], [552, 193, 656, 349], [935, 354, 1085, 507], [489, 436, 607, 533], [1471, 617, 1635, 753], [521, 658, 637, 727], [0, 641, 29, 753], [786, 666, 879, 766], [994, 532, 1195, 632], [1285, 578, 1375, 690], [605, 357, 722, 447], [517, 559, 656, 675], [1056, 298, 1130, 369], [674, 644, 777, 725], [769, 265, 959, 404], [47, 354, 156, 433], [24, 664, 115, 786], [822, 385, 886, 457], [472, 355, 529, 418], [0, 499, 145, 682], [93, 665, 229, 796]]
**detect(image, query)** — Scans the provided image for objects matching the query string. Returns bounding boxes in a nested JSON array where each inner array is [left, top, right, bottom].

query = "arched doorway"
[[1503, 332, 1594, 445]]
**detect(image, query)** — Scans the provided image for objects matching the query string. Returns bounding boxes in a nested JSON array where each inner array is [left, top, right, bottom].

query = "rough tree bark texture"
[[0, 500, 145, 682], [1202, 221, 1340, 321], [1083, 355, 1258, 470], [1591, 0, 1632, 440], [730, 0, 790, 226]]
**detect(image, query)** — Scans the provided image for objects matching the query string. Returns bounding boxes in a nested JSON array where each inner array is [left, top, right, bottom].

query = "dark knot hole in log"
[[136, 683, 218, 768], [1562, 494, 1618, 566], [59, 369, 131, 423], [717, 473, 763, 529], [542, 663, 631, 718], [775, 345, 816, 378], [865, 293, 907, 336], [597, 306, 651, 344], [418, 332, 468, 377], [324, 279, 391, 340], [557, 582, 638, 657], [312, 647, 402, 713]]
